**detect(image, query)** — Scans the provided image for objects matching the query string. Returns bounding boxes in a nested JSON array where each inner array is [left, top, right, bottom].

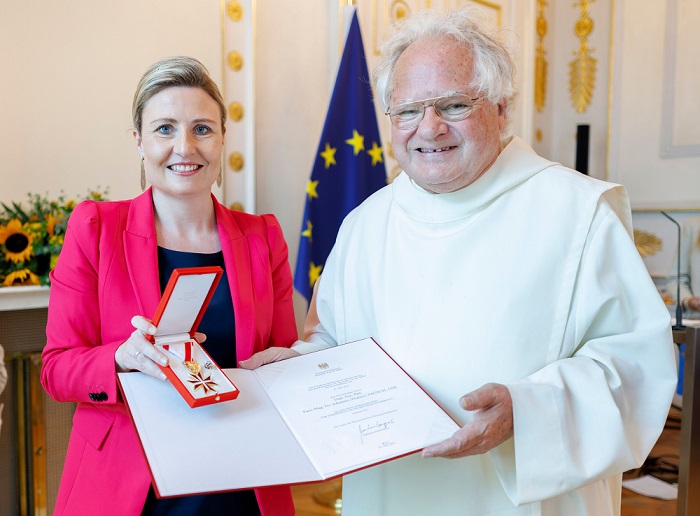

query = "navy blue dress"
[[141, 248, 261, 516]]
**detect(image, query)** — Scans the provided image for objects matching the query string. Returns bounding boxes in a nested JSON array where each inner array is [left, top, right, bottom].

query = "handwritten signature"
[[359, 419, 395, 444]]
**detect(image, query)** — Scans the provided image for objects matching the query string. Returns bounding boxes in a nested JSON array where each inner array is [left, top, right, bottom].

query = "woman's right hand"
[[114, 316, 168, 380], [687, 297, 700, 312]]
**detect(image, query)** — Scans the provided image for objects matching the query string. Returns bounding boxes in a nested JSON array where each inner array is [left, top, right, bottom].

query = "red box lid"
[[149, 266, 223, 341]]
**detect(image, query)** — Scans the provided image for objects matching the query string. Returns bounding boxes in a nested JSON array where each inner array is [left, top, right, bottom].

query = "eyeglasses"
[[385, 94, 481, 130]]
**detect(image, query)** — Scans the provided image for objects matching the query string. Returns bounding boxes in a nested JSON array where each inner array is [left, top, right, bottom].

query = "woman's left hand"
[[422, 383, 514, 459]]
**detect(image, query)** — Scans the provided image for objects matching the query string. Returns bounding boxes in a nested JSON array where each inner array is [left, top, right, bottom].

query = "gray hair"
[[373, 8, 516, 124], [132, 56, 226, 133]]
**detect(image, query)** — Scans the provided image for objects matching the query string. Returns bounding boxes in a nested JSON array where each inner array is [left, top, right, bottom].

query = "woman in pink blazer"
[[42, 57, 297, 516]]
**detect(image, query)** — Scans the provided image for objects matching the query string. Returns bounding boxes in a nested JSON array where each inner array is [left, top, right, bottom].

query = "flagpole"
[[294, 8, 387, 303], [342, 3, 356, 39], [339, 0, 355, 47]]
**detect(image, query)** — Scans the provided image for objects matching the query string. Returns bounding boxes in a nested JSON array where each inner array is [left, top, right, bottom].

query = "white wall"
[[0, 0, 222, 203], [609, 0, 700, 210], [254, 2, 333, 333]]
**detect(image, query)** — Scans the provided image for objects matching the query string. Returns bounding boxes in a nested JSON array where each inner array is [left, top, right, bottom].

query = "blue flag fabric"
[[294, 12, 386, 302]]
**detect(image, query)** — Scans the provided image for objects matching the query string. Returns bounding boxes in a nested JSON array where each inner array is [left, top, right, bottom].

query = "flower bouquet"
[[0, 190, 107, 287]]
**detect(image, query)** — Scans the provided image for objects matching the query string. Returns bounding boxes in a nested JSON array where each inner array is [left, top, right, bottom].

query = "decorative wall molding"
[[569, 0, 596, 113], [608, 0, 700, 210], [660, 0, 700, 158], [534, 0, 548, 112], [633, 229, 662, 257], [222, 0, 256, 212]]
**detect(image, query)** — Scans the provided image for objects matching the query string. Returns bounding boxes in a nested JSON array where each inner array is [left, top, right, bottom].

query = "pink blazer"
[[42, 189, 297, 516]]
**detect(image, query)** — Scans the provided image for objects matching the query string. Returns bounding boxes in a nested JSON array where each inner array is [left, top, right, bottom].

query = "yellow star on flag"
[[345, 130, 364, 155], [320, 143, 337, 168], [308, 262, 323, 287], [306, 180, 319, 199], [301, 220, 312, 241], [367, 142, 383, 166]]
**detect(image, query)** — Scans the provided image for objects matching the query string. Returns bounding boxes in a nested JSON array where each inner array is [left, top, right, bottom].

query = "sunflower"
[[45, 213, 59, 236], [3, 268, 40, 286], [0, 219, 34, 263], [0, 188, 108, 287], [49, 234, 64, 247], [88, 191, 106, 202]]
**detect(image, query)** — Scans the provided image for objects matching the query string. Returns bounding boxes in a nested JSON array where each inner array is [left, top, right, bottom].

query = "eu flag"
[[294, 11, 386, 302]]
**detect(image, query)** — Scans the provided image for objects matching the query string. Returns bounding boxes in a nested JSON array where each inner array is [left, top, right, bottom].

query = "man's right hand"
[[238, 347, 300, 369]]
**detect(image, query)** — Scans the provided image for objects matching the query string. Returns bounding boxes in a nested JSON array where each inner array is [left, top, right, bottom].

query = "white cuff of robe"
[[489, 381, 567, 505], [291, 337, 334, 355]]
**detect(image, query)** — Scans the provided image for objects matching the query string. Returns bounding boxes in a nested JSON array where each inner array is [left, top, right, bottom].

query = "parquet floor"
[[292, 479, 341, 516], [621, 406, 680, 516], [291, 407, 681, 516]]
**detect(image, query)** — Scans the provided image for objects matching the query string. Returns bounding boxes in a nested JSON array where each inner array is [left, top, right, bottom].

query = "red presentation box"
[[150, 266, 239, 407]]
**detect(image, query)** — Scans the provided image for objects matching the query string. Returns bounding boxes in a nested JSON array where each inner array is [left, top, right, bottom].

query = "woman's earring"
[[140, 157, 146, 191], [217, 153, 224, 188]]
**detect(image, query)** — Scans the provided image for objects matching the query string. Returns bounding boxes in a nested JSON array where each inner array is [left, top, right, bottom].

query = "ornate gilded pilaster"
[[534, 0, 548, 112], [569, 0, 597, 113], [221, 0, 255, 213]]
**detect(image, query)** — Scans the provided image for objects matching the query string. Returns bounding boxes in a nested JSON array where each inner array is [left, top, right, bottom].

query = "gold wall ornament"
[[391, 0, 411, 22], [534, 0, 548, 112], [373, 1, 432, 56], [227, 51, 243, 71], [229, 202, 244, 212], [569, 0, 597, 113], [226, 0, 243, 21], [633, 229, 663, 257], [228, 101, 244, 122], [228, 152, 244, 171]]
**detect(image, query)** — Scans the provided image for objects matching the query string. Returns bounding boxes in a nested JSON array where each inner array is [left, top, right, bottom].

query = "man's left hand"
[[422, 383, 513, 459]]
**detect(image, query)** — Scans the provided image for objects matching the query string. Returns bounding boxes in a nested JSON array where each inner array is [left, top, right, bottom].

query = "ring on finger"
[[134, 351, 142, 360]]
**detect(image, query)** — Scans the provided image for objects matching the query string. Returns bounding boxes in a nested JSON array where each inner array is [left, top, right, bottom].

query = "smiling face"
[[133, 86, 224, 200], [390, 36, 506, 193]]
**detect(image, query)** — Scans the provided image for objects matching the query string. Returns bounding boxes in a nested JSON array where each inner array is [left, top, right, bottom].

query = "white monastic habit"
[[294, 136, 677, 515]]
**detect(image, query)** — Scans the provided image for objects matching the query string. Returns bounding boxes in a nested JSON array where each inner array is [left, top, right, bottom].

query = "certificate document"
[[118, 338, 459, 497]]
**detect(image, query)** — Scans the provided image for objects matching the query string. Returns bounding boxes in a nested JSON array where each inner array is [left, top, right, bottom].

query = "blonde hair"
[[132, 56, 226, 133]]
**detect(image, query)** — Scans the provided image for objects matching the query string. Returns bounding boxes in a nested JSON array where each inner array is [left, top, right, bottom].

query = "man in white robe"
[[241, 8, 677, 515]]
